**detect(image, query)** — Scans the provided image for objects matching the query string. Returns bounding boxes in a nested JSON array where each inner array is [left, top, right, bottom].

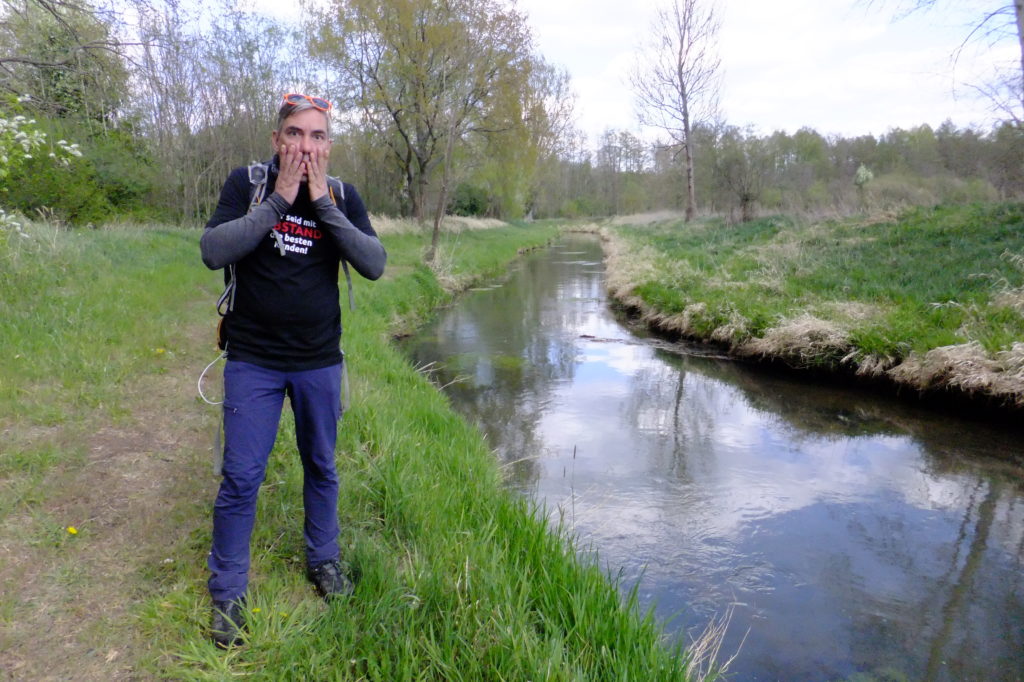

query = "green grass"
[[1, 219, 711, 680], [611, 203, 1024, 365], [0, 223, 216, 423]]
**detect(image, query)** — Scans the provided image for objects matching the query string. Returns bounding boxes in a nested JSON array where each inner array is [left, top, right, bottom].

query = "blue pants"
[[208, 360, 343, 602]]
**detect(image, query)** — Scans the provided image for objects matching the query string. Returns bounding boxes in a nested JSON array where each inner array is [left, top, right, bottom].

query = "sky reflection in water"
[[403, 236, 1024, 681]]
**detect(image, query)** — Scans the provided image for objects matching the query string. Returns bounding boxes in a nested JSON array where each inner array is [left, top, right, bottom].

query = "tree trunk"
[[683, 137, 697, 221], [1015, 0, 1024, 117], [741, 193, 754, 222], [427, 109, 459, 263], [412, 175, 427, 223]]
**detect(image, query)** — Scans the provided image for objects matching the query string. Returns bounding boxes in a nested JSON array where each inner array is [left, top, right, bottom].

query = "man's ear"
[[271, 130, 280, 149]]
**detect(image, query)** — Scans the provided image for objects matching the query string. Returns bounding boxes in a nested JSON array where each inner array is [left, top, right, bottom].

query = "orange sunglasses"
[[282, 93, 332, 112]]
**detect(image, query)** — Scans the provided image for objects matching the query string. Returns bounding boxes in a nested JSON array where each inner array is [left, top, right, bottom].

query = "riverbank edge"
[[591, 225, 1024, 420]]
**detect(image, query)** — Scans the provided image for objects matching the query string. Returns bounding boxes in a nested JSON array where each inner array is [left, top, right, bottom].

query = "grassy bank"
[[600, 203, 1024, 407], [0, 219, 713, 680]]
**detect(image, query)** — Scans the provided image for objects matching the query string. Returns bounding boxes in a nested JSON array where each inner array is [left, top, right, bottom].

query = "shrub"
[[449, 182, 490, 216]]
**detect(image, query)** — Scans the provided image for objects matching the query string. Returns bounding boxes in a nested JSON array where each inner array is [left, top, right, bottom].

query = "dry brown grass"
[[607, 210, 686, 227], [598, 228, 659, 308], [888, 341, 1024, 405], [370, 214, 506, 235], [992, 250, 1024, 313], [737, 315, 852, 366], [993, 290, 1024, 312], [825, 301, 885, 323]]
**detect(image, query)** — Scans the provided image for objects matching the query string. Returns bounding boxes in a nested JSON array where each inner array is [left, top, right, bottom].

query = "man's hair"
[[276, 98, 332, 138]]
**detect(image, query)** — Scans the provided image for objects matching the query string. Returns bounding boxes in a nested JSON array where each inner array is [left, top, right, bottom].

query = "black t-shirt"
[[205, 162, 376, 371]]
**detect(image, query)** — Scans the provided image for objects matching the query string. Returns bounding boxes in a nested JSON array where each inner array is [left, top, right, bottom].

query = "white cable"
[[198, 351, 227, 405]]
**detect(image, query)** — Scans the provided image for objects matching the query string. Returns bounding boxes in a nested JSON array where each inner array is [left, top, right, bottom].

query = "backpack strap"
[[328, 176, 356, 312], [216, 163, 268, 323]]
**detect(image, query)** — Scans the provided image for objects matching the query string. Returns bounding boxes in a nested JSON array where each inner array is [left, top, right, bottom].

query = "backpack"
[[215, 161, 356, 350]]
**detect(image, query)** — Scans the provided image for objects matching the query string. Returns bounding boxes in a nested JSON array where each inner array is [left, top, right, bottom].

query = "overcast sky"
[[515, 0, 1017, 142]]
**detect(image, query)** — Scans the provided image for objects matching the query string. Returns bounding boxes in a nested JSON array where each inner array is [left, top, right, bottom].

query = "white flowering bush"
[[854, 163, 874, 188], [0, 206, 26, 236], [0, 95, 83, 237]]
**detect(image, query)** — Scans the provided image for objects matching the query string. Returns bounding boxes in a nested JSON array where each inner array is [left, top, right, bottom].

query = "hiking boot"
[[211, 599, 246, 649], [306, 559, 355, 600]]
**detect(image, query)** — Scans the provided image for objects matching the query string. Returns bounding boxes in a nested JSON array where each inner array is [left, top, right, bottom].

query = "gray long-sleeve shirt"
[[201, 185, 386, 280]]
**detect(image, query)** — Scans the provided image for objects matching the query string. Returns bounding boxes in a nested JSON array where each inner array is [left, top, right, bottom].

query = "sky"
[[515, 0, 1018, 142]]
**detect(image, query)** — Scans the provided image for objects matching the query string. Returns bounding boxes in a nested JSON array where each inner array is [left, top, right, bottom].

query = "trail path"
[[0, 311, 217, 680]]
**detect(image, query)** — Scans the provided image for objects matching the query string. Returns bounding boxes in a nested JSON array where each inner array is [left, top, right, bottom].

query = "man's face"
[[271, 108, 331, 178]]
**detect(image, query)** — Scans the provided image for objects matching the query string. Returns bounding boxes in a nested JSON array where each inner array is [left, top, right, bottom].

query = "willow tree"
[[630, 0, 721, 221], [473, 59, 574, 220], [310, 0, 534, 239]]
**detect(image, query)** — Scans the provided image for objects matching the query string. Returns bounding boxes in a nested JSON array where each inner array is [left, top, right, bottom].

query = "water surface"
[[403, 234, 1024, 681]]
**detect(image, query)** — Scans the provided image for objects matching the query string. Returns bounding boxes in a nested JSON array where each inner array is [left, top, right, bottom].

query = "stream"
[[401, 234, 1024, 681]]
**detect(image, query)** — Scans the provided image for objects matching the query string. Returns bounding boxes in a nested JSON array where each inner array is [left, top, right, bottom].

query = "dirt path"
[[0, 313, 219, 680]]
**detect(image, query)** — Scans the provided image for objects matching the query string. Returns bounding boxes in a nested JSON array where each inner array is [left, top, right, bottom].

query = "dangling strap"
[[216, 264, 236, 316]]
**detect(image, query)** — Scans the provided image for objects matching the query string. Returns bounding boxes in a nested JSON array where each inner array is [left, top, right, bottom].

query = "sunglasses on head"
[[282, 93, 332, 112]]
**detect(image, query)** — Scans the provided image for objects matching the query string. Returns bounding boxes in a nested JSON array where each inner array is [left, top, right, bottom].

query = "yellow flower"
[[66, 526, 78, 535], [251, 607, 261, 613], [279, 612, 288, 618], [154, 348, 166, 355]]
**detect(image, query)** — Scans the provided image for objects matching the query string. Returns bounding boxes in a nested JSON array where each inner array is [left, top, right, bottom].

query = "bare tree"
[[130, 0, 303, 219], [630, 0, 721, 221], [866, 0, 1024, 125]]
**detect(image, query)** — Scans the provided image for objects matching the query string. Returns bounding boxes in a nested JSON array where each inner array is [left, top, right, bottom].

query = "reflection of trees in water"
[[648, 345, 1024, 473], [620, 356, 721, 483], [667, 350, 907, 438], [623, 343, 1024, 679], [718, 481, 1024, 680], [846, 477, 1024, 680], [922, 479, 1024, 680], [406, 239, 606, 491]]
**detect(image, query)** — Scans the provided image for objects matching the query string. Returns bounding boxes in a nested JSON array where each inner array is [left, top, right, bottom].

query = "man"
[[200, 93, 386, 648]]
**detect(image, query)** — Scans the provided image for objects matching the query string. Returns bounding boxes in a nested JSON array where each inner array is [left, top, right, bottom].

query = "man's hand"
[[306, 147, 330, 202], [273, 144, 330, 205], [275, 143, 304, 205]]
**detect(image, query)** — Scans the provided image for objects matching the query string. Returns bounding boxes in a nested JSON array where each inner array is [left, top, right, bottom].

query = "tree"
[[480, 59, 575, 220], [630, 0, 721, 221], [0, 93, 82, 232], [130, 0, 302, 219], [0, 0, 130, 121], [854, 162, 874, 208], [0, 0, 162, 223], [867, 0, 1024, 124], [310, 0, 534, 228], [712, 126, 773, 222]]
